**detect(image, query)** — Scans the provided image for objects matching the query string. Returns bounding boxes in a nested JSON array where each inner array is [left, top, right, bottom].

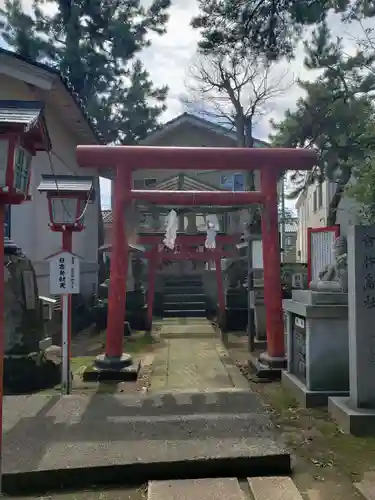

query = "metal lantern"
[[38, 175, 95, 232], [0, 100, 51, 203]]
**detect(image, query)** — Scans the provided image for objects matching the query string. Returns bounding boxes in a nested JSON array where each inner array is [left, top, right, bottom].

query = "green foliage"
[[191, 0, 375, 61], [347, 156, 375, 223], [271, 21, 375, 224], [0, 0, 170, 143]]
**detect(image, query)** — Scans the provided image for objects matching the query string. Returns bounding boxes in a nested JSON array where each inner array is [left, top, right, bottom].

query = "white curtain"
[[163, 209, 178, 250]]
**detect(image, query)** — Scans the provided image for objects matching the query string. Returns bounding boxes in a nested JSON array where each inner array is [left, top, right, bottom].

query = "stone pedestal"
[[221, 288, 247, 332], [329, 225, 375, 435], [282, 289, 349, 408], [126, 289, 147, 330], [252, 288, 267, 346]]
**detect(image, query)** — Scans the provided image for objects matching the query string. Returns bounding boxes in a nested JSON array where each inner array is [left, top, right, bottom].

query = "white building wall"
[[0, 73, 100, 298]]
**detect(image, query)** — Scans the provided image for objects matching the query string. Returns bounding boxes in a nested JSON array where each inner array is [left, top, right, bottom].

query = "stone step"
[[164, 301, 206, 311], [148, 478, 246, 500], [248, 476, 303, 500], [354, 480, 375, 500], [164, 278, 203, 285], [164, 293, 206, 303], [165, 281, 203, 287], [165, 286, 204, 295], [164, 309, 206, 317], [148, 477, 303, 500]]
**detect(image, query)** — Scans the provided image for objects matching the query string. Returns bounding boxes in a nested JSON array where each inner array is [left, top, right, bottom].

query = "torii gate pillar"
[[259, 169, 285, 363]]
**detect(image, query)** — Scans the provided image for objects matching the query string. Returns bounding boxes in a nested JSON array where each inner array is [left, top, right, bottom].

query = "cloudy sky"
[[1, 0, 372, 209], [103, 0, 370, 208]]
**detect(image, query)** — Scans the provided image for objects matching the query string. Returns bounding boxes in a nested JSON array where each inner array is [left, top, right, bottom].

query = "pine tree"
[[191, 0, 375, 60], [271, 22, 375, 225], [0, 0, 171, 143]]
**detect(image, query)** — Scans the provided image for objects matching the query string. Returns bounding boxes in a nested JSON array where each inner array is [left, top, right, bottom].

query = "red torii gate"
[[77, 146, 316, 370], [138, 233, 240, 327]]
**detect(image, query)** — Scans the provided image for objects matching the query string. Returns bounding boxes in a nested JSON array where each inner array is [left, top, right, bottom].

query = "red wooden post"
[[105, 167, 130, 358], [62, 230, 73, 361], [0, 204, 5, 488], [260, 169, 285, 361], [147, 245, 157, 329]]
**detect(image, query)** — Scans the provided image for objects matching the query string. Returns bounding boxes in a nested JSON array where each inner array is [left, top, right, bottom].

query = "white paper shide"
[[205, 214, 219, 249], [163, 209, 178, 250]]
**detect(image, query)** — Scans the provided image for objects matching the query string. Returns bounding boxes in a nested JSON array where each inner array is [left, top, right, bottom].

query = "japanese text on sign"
[[49, 251, 80, 295], [362, 233, 375, 309]]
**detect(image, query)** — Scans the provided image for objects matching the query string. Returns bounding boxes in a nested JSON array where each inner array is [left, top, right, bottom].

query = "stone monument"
[[94, 248, 147, 331], [221, 257, 248, 332], [282, 235, 349, 407], [4, 241, 60, 393], [329, 225, 375, 435]]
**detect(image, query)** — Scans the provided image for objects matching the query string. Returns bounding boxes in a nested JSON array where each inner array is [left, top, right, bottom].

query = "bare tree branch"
[[182, 49, 293, 148]]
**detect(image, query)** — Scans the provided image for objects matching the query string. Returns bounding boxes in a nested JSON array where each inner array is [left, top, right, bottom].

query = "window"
[[133, 178, 157, 189], [0, 139, 8, 186], [13, 147, 31, 193], [285, 235, 294, 247], [317, 183, 323, 208], [220, 173, 245, 191]]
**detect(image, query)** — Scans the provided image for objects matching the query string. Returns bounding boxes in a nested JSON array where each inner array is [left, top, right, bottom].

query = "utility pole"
[[245, 119, 256, 352], [280, 174, 286, 263]]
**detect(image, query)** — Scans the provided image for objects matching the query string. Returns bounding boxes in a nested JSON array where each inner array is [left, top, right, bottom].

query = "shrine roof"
[[0, 100, 51, 150], [0, 48, 102, 144], [0, 100, 42, 127], [139, 112, 269, 147], [38, 174, 94, 194], [154, 174, 219, 192]]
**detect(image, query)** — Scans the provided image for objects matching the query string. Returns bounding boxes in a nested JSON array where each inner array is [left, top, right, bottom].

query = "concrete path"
[[149, 338, 249, 392], [150, 318, 248, 392]]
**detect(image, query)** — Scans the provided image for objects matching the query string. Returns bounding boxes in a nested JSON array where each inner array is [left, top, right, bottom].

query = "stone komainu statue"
[[309, 235, 348, 293]]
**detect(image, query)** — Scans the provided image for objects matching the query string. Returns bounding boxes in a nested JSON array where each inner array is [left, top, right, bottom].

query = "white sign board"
[[252, 240, 264, 269], [49, 251, 80, 295]]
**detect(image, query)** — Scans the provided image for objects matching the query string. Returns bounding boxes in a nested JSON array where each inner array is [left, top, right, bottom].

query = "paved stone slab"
[[248, 476, 303, 500], [149, 337, 243, 392], [354, 481, 375, 500], [148, 478, 245, 500], [3, 391, 288, 476]]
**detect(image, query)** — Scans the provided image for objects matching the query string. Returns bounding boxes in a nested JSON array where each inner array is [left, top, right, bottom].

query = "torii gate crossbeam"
[[77, 145, 316, 373]]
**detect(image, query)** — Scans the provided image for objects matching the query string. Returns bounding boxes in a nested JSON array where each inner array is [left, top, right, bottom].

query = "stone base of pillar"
[[259, 351, 287, 369], [248, 351, 286, 381], [82, 353, 140, 382]]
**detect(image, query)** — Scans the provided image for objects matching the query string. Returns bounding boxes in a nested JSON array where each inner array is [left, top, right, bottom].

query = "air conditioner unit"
[[292, 273, 303, 289]]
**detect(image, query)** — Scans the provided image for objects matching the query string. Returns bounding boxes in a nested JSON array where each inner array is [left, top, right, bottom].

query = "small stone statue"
[[310, 235, 348, 292], [224, 259, 247, 289]]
